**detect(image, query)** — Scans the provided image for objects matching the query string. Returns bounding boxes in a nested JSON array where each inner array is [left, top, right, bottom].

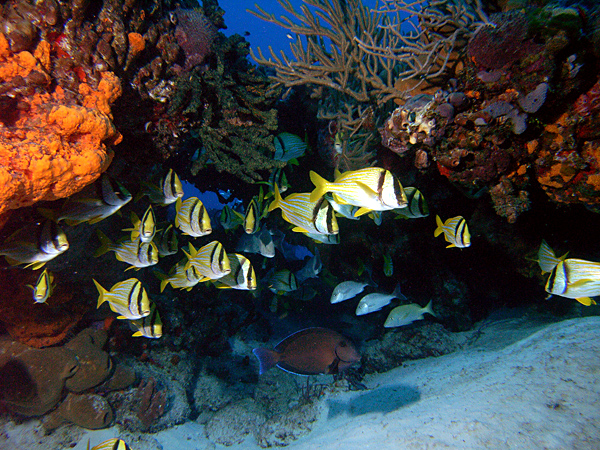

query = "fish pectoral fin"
[[446, 243, 457, 248], [353, 207, 372, 217], [568, 279, 595, 288], [327, 357, 340, 374], [576, 297, 596, 306], [292, 226, 310, 233], [116, 315, 129, 319]]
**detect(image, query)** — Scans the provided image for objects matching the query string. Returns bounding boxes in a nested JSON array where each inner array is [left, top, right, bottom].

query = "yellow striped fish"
[[143, 168, 184, 206], [156, 257, 204, 292], [268, 185, 338, 235], [155, 224, 179, 257], [537, 240, 568, 274], [434, 215, 471, 248], [125, 206, 157, 243], [88, 438, 132, 450], [184, 241, 231, 280], [244, 198, 260, 234], [215, 253, 257, 290], [394, 187, 429, 219], [130, 303, 163, 338], [94, 278, 152, 320], [175, 197, 212, 237], [26, 268, 54, 304], [545, 258, 600, 306], [309, 168, 407, 217], [95, 230, 159, 270]]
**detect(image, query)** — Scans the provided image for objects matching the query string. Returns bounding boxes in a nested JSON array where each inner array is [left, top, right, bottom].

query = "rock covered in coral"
[[47, 392, 114, 430], [0, 33, 120, 216], [361, 323, 459, 374], [64, 328, 112, 392], [380, 4, 600, 221], [0, 336, 79, 416], [174, 6, 217, 70], [0, 327, 135, 430]]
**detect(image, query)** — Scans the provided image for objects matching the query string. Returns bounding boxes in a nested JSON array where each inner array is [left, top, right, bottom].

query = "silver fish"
[[355, 284, 405, 316], [295, 249, 322, 285], [384, 301, 435, 328], [0, 220, 69, 270], [330, 281, 370, 304], [155, 224, 179, 257], [269, 269, 299, 294], [236, 227, 275, 258], [144, 168, 184, 206], [55, 175, 132, 226]]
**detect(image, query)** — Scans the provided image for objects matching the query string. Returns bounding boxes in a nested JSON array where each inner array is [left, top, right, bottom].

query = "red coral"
[[174, 7, 217, 70], [136, 377, 167, 430], [467, 11, 542, 70]]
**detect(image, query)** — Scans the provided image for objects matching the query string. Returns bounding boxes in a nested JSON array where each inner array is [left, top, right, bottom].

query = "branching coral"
[[249, 0, 492, 171], [169, 34, 284, 183]]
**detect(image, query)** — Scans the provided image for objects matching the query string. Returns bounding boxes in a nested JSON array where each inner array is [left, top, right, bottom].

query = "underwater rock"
[[109, 364, 190, 433], [205, 398, 267, 446], [64, 328, 112, 393], [257, 402, 320, 448], [361, 323, 458, 374], [193, 371, 236, 423], [95, 363, 136, 393], [48, 392, 114, 430], [0, 336, 79, 417]]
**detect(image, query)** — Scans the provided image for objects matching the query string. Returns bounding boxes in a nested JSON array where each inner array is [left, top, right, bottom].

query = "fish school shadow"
[[327, 384, 420, 418]]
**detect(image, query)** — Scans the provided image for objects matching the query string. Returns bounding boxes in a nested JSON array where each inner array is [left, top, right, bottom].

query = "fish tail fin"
[[392, 283, 406, 301], [434, 215, 444, 237], [93, 279, 108, 308], [267, 184, 282, 212], [94, 230, 112, 257], [309, 171, 330, 203], [174, 197, 183, 226], [252, 348, 280, 375], [424, 299, 436, 317]]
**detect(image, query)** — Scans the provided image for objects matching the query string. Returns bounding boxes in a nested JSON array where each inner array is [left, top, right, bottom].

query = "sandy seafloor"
[[2, 314, 599, 450]]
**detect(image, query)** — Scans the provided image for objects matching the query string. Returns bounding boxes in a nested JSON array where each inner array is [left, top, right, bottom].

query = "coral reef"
[[0, 33, 120, 216], [379, 4, 600, 220], [168, 33, 284, 183], [136, 377, 167, 430]]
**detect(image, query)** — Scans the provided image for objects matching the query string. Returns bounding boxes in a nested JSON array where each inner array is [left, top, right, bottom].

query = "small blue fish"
[[269, 269, 299, 294], [273, 132, 307, 163]]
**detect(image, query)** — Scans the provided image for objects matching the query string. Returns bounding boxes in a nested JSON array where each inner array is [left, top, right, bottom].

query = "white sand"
[[3, 316, 599, 450]]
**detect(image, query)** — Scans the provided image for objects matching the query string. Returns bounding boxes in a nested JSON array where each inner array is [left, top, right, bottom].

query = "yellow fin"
[[292, 226, 310, 233], [575, 297, 596, 306], [434, 215, 444, 237], [132, 331, 143, 337], [353, 207, 372, 217], [309, 171, 329, 203]]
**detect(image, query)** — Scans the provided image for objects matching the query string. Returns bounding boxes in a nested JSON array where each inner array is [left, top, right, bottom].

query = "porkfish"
[[268, 185, 339, 235], [545, 258, 600, 306], [309, 168, 407, 216], [252, 327, 361, 376]]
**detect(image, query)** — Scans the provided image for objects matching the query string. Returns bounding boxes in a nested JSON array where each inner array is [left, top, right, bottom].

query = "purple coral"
[[174, 7, 217, 70]]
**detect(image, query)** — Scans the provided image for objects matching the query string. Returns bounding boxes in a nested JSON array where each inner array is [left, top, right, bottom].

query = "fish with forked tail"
[[252, 327, 361, 376], [0, 220, 69, 270]]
